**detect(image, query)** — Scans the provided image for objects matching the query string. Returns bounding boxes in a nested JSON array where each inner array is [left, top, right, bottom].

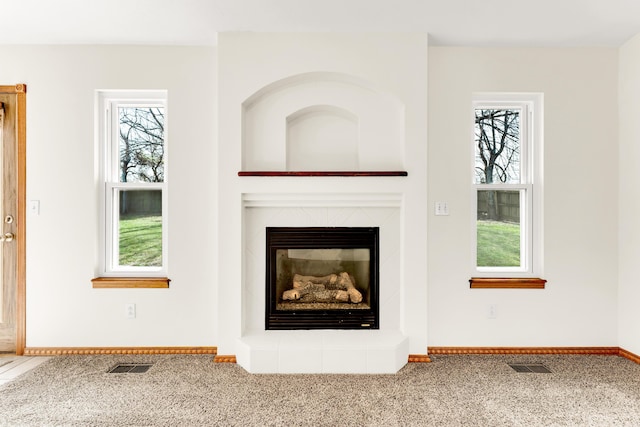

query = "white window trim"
[[96, 90, 168, 277], [471, 93, 543, 278]]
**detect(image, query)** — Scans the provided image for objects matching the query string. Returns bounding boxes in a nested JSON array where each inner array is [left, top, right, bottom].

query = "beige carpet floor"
[[0, 353, 639, 426]]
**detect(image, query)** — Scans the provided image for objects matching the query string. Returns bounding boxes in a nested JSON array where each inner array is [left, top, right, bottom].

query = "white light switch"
[[125, 303, 136, 319], [29, 200, 40, 215], [435, 202, 449, 216]]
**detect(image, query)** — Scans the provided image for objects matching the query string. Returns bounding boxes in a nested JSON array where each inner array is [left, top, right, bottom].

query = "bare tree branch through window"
[[119, 107, 165, 183]]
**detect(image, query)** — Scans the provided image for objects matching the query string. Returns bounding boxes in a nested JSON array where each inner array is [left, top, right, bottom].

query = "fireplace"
[[219, 33, 427, 373], [265, 227, 379, 330]]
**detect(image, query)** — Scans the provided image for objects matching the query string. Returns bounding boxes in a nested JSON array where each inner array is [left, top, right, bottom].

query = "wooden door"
[[0, 85, 26, 354]]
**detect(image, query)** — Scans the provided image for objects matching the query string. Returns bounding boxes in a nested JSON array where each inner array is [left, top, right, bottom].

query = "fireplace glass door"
[[265, 227, 379, 330]]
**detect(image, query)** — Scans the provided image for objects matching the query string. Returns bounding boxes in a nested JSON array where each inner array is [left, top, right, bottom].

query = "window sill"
[[470, 277, 546, 289], [92, 277, 170, 289]]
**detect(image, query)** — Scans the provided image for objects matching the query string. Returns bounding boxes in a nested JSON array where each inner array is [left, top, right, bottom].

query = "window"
[[96, 91, 168, 278], [472, 93, 542, 277]]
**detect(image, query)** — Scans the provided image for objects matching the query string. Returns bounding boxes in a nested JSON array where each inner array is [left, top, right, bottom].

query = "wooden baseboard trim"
[[21, 346, 640, 367], [23, 347, 217, 356], [428, 346, 620, 356], [213, 355, 237, 363], [408, 354, 432, 363], [619, 348, 640, 364], [429, 346, 640, 366]]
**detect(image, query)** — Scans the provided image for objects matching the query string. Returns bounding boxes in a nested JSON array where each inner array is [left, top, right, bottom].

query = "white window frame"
[[471, 93, 543, 277], [96, 90, 168, 277]]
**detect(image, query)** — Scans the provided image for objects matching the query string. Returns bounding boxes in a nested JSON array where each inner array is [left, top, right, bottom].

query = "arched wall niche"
[[286, 105, 358, 171], [241, 72, 405, 171]]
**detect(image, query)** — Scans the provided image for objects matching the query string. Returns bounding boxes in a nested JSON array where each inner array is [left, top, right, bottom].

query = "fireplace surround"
[[219, 33, 429, 373], [265, 227, 379, 330]]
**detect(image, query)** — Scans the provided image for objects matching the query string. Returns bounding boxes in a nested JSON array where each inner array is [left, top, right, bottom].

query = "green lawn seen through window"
[[119, 214, 162, 267], [477, 220, 520, 267]]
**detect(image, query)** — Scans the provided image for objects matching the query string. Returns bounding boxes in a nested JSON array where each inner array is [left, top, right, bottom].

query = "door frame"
[[0, 84, 26, 355]]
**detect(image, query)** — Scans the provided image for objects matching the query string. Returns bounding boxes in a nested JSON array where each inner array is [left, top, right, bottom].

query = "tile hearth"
[[237, 330, 408, 374]]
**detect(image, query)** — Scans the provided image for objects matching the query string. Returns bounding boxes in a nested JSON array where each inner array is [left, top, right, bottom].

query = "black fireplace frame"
[[265, 227, 380, 330]]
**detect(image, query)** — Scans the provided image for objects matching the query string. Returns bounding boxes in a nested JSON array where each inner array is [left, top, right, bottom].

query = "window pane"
[[118, 107, 165, 183], [477, 190, 521, 267], [474, 109, 520, 184], [118, 190, 162, 267]]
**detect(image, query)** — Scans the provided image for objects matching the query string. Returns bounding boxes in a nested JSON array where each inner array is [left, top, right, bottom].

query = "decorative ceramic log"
[[337, 272, 363, 303], [292, 274, 338, 289], [282, 272, 362, 303], [282, 289, 301, 300], [282, 283, 325, 300], [335, 290, 349, 302]]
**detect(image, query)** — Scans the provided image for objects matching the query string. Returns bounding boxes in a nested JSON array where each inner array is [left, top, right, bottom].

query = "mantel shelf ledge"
[[238, 171, 408, 177]]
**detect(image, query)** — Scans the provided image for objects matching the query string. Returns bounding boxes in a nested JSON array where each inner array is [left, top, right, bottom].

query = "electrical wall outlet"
[[125, 303, 136, 319], [488, 304, 497, 319]]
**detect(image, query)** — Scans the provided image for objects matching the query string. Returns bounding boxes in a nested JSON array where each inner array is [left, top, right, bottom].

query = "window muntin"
[[472, 95, 540, 276], [98, 91, 167, 276]]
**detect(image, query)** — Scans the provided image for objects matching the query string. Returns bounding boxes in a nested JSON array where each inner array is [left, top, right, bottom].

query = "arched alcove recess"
[[286, 105, 358, 171], [241, 72, 405, 172]]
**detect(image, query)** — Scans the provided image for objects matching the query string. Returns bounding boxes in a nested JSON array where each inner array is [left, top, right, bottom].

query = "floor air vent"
[[508, 363, 552, 373], [108, 363, 154, 373]]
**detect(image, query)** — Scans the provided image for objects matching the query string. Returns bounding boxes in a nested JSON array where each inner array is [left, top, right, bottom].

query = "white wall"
[[0, 40, 627, 353], [618, 34, 640, 355], [0, 45, 217, 347], [428, 47, 619, 347]]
